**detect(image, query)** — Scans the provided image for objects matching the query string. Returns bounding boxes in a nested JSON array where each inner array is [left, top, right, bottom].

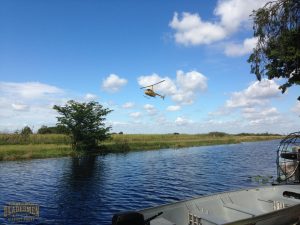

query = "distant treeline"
[[0, 126, 282, 146], [1, 125, 69, 135], [0, 133, 71, 145], [234, 132, 282, 136], [1, 126, 282, 137], [37, 125, 69, 134], [0, 125, 70, 145]]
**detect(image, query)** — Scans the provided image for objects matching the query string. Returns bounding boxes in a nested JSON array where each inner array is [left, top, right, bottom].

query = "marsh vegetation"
[[0, 132, 281, 161]]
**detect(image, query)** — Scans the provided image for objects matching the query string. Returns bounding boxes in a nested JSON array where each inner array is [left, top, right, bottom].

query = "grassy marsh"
[[0, 133, 281, 161]]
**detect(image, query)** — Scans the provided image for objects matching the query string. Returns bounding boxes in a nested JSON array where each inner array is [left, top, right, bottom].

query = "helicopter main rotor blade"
[[140, 80, 165, 89]]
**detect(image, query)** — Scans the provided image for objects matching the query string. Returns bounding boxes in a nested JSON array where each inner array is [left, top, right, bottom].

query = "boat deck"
[[140, 185, 300, 225]]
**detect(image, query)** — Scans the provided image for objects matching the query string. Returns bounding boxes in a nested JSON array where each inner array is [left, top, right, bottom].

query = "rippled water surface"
[[0, 140, 279, 224]]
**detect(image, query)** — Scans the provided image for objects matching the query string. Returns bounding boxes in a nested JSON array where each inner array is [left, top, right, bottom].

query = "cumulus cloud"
[[224, 37, 258, 56], [242, 107, 279, 121], [215, 0, 267, 32], [169, 0, 267, 46], [167, 105, 181, 111], [130, 112, 141, 118], [169, 12, 227, 45], [122, 102, 135, 109], [226, 79, 280, 108], [0, 82, 63, 99], [102, 74, 127, 93], [177, 70, 207, 91], [175, 116, 192, 126], [11, 103, 29, 111], [84, 93, 97, 101], [138, 70, 207, 105], [108, 121, 129, 126], [144, 104, 157, 115], [292, 102, 300, 114], [247, 109, 280, 125], [0, 81, 72, 132], [207, 79, 285, 130]]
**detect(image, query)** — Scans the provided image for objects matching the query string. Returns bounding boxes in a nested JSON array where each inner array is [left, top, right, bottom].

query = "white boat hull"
[[140, 185, 300, 225]]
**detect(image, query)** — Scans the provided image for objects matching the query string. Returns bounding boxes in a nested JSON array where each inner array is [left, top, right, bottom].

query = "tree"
[[248, 0, 300, 100], [21, 126, 33, 135], [53, 100, 112, 151], [37, 125, 69, 134]]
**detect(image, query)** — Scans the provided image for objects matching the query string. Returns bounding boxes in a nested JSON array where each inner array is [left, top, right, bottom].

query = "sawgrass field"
[[0, 133, 281, 161]]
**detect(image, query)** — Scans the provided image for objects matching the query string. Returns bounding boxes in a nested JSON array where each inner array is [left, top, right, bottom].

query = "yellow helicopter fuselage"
[[145, 89, 156, 97], [140, 80, 165, 100], [144, 88, 164, 99]]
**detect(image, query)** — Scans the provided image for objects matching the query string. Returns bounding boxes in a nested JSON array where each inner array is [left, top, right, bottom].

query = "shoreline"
[[0, 134, 282, 162]]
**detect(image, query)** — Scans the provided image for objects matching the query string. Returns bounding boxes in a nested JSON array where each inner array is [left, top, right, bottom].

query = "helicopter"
[[140, 80, 165, 99]]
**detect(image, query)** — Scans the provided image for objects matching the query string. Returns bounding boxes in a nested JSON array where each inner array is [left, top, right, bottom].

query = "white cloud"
[[208, 77, 296, 134], [155, 115, 168, 124], [108, 121, 128, 126], [241, 107, 256, 114], [0, 82, 63, 99], [144, 104, 154, 110], [169, 12, 227, 45], [247, 108, 280, 125], [11, 103, 29, 111], [122, 102, 135, 109], [226, 79, 280, 108], [207, 79, 287, 132], [242, 107, 279, 120], [169, 0, 267, 46], [102, 74, 127, 93], [171, 91, 194, 105], [177, 70, 207, 92], [143, 104, 157, 115], [224, 37, 258, 56], [130, 112, 141, 118], [215, 0, 268, 32], [175, 116, 192, 126], [292, 102, 300, 114], [84, 93, 97, 101], [138, 70, 207, 105], [167, 105, 181, 111], [0, 100, 59, 132], [0, 81, 71, 132]]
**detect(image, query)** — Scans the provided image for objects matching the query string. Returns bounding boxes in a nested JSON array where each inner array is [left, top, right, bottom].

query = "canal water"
[[0, 140, 279, 224]]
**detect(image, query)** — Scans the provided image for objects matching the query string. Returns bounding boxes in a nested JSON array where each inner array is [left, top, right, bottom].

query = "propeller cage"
[[277, 132, 300, 184]]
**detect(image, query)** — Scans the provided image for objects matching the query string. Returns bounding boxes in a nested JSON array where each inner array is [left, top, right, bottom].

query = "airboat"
[[112, 132, 300, 225]]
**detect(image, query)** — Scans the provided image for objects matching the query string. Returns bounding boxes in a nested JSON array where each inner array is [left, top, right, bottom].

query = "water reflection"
[[57, 156, 104, 224]]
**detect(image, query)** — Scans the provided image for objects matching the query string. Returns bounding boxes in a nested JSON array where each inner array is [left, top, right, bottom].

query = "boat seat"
[[223, 203, 264, 216]]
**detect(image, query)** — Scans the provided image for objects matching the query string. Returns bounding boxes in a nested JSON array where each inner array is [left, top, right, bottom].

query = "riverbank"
[[0, 133, 282, 161]]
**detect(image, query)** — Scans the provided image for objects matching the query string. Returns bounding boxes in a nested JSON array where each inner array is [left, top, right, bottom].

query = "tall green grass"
[[0, 134, 71, 145], [0, 133, 282, 161], [104, 133, 281, 152], [0, 144, 73, 161]]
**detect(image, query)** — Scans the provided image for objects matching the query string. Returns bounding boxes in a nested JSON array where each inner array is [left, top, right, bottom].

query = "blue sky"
[[0, 0, 299, 134]]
